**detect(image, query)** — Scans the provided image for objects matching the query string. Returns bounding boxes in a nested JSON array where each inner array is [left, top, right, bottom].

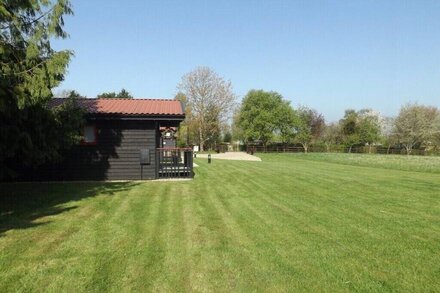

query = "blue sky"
[[53, 0, 440, 121]]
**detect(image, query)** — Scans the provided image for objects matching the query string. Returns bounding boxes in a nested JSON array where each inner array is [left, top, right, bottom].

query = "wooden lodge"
[[36, 98, 193, 180]]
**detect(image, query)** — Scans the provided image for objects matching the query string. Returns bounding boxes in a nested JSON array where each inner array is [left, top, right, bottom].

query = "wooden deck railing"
[[156, 148, 194, 179]]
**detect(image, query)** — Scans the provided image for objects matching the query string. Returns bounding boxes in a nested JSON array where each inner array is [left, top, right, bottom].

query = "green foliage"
[[294, 106, 325, 152], [0, 0, 73, 110], [203, 104, 222, 149], [358, 111, 381, 152], [339, 110, 360, 151], [175, 92, 198, 146], [338, 109, 382, 152], [223, 131, 232, 143], [0, 97, 84, 179], [97, 88, 133, 99], [231, 107, 244, 141], [116, 88, 132, 99], [97, 92, 117, 98], [55, 89, 85, 99], [278, 101, 298, 144], [238, 90, 294, 146], [0, 0, 83, 179], [321, 123, 341, 151], [53, 97, 86, 151], [66, 90, 85, 98], [294, 152, 440, 174]]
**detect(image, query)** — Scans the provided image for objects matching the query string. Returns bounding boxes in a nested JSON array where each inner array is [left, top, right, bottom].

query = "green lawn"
[[292, 152, 440, 174], [1, 154, 439, 292]]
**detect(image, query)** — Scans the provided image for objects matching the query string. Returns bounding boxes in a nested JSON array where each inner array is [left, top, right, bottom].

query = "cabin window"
[[81, 125, 97, 145]]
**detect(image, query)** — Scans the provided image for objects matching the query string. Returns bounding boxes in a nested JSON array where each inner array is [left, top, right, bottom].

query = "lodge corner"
[[34, 98, 193, 181]]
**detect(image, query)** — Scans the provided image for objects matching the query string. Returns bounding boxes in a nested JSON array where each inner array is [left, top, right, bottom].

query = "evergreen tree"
[[0, 0, 84, 180]]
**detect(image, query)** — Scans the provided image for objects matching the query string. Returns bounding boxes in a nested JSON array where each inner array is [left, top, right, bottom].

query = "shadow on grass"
[[0, 182, 138, 237]]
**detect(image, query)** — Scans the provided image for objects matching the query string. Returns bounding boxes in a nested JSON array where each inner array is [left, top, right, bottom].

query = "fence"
[[156, 148, 194, 179], [246, 145, 436, 156]]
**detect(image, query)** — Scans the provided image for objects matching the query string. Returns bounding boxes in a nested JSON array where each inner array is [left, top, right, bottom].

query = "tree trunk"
[[199, 129, 204, 152], [368, 144, 372, 154], [325, 143, 330, 153], [387, 145, 391, 154], [303, 144, 308, 153], [348, 145, 352, 153], [406, 146, 412, 155]]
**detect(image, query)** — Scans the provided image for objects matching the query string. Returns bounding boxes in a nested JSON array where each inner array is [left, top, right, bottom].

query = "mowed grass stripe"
[[0, 154, 439, 291], [0, 184, 120, 291], [211, 164, 313, 290], [210, 161, 349, 290], [197, 156, 440, 291]]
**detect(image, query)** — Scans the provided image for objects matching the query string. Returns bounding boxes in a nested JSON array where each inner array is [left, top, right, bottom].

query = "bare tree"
[[177, 67, 236, 151], [394, 103, 439, 155]]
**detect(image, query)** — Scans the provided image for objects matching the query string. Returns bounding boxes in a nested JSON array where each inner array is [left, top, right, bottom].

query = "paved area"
[[196, 152, 262, 161]]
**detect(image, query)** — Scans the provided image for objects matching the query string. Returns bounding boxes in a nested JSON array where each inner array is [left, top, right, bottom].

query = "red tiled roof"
[[49, 98, 184, 116]]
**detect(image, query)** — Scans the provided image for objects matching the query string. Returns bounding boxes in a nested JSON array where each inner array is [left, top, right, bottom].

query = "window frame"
[[80, 124, 98, 146]]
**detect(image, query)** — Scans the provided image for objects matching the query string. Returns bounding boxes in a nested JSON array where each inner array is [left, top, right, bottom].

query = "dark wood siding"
[[40, 120, 158, 180]]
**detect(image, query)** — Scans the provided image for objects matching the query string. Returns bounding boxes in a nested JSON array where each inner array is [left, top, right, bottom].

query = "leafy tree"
[[238, 90, 293, 150], [175, 92, 199, 147], [0, 0, 84, 179], [55, 89, 85, 99], [97, 92, 117, 99], [321, 123, 341, 152], [339, 109, 381, 153], [339, 110, 360, 152], [177, 67, 235, 151], [204, 104, 222, 150], [223, 131, 232, 143], [394, 103, 439, 155], [294, 106, 325, 153], [278, 101, 298, 144], [67, 90, 84, 98], [116, 88, 132, 99], [97, 88, 133, 99], [357, 109, 381, 153], [231, 107, 244, 142]]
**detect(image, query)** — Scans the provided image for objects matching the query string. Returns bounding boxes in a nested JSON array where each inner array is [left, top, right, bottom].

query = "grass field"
[[1, 154, 439, 292], [292, 152, 440, 174]]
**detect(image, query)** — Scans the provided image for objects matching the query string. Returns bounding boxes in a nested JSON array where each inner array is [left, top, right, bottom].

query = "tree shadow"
[[36, 126, 124, 181], [0, 181, 138, 237]]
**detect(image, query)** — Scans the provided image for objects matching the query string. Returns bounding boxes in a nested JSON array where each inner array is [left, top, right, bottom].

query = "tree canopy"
[[1, 0, 73, 109], [97, 88, 133, 99], [394, 104, 439, 154], [0, 0, 84, 180], [238, 90, 295, 148], [294, 106, 325, 153]]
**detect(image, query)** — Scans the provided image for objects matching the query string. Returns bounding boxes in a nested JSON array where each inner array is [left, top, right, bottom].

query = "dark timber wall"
[[39, 120, 158, 180]]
